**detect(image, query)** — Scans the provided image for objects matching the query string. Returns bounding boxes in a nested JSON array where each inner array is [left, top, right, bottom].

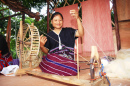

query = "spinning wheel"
[[90, 57, 101, 79], [90, 46, 101, 80], [16, 23, 41, 68]]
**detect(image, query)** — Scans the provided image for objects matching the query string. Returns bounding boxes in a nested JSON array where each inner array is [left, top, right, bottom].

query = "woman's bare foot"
[[32, 66, 42, 72]]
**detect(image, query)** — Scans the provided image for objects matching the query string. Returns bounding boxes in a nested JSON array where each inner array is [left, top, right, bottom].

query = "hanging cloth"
[[81, 0, 115, 56]]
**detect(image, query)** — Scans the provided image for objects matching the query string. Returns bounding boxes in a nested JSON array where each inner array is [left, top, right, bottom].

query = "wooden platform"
[[26, 70, 110, 86], [26, 70, 90, 86]]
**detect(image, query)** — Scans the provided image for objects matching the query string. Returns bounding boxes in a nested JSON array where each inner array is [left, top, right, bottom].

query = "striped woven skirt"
[[39, 47, 77, 76]]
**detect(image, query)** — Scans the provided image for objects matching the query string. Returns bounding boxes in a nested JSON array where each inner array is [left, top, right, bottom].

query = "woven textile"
[[39, 52, 77, 76], [81, 0, 115, 56]]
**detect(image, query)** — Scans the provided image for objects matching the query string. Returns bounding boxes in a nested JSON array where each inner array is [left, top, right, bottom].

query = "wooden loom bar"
[[113, 0, 121, 50]]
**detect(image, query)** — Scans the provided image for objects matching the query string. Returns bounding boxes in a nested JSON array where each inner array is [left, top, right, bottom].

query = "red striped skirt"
[[39, 53, 77, 76]]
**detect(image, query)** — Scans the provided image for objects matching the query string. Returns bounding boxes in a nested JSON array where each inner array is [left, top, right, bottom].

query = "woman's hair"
[[51, 12, 63, 30], [51, 12, 63, 20]]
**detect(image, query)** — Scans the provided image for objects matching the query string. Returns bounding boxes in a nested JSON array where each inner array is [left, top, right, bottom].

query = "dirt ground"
[[0, 63, 130, 86]]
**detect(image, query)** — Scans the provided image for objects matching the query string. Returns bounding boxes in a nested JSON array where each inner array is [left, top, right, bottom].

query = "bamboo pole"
[[76, 39, 79, 79], [19, 21, 23, 69]]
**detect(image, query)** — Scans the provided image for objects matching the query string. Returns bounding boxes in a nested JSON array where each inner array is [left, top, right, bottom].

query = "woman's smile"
[[51, 15, 63, 29]]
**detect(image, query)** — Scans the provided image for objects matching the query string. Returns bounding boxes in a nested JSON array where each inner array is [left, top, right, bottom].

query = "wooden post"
[[90, 46, 100, 80], [47, 0, 50, 33], [113, 0, 121, 50], [22, 13, 25, 24], [6, 17, 11, 50], [76, 39, 79, 79], [91, 46, 99, 60], [19, 21, 23, 69]]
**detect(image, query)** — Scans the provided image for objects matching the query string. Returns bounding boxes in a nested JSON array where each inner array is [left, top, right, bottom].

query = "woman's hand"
[[40, 35, 48, 54], [40, 35, 47, 48], [70, 10, 79, 19], [70, 10, 84, 37]]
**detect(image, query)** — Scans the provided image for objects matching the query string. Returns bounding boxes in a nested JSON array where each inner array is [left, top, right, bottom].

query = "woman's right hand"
[[40, 35, 47, 48]]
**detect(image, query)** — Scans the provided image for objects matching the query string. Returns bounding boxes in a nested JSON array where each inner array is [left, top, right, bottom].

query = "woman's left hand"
[[70, 10, 79, 19]]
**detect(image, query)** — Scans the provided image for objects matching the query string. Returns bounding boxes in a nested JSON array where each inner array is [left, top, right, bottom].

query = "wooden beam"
[[26, 70, 110, 86], [0, 13, 21, 20], [118, 19, 130, 22], [26, 70, 91, 86], [113, 0, 121, 50]]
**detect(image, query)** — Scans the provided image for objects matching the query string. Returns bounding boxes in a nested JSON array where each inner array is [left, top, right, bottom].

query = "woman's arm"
[[40, 35, 49, 54], [70, 10, 84, 37]]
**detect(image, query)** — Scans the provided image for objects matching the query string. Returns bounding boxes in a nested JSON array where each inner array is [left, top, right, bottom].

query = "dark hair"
[[51, 12, 63, 20], [51, 12, 63, 30]]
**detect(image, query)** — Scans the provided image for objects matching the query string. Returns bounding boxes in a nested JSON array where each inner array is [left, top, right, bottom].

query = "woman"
[[0, 34, 13, 71], [38, 10, 84, 76]]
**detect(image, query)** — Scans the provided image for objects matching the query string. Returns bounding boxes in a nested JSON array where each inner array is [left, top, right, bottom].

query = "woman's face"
[[51, 15, 63, 29]]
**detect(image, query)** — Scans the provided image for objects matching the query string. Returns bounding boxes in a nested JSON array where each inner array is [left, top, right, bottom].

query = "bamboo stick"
[[19, 21, 23, 69], [76, 39, 79, 79]]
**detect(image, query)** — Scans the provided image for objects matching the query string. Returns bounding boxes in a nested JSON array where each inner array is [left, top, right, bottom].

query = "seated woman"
[[0, 34, 13, 71], [37, 10, 84, 76]]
